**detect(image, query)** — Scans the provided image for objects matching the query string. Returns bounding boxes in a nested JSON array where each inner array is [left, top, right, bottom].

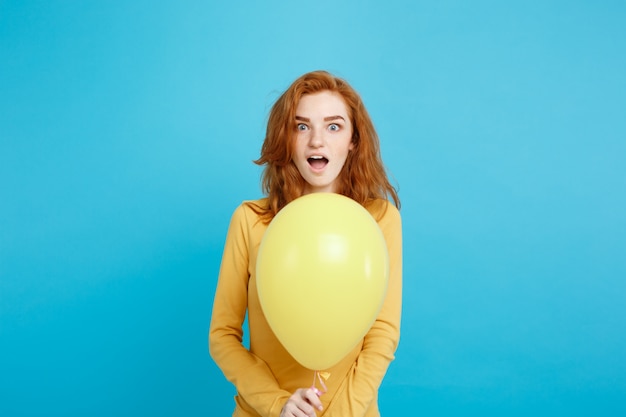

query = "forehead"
[[296, 91, 350, 117]]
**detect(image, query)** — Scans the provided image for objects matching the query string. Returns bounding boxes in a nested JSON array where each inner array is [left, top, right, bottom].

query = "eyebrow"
[[295, 115, 346, 122]]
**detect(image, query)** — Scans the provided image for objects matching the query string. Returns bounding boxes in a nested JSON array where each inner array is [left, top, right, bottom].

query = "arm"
[[325, 203, 403, 416], [209, 204, 291, 417]]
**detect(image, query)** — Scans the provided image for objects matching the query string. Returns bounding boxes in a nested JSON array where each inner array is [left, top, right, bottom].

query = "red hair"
[[253, 70, 399, 221]]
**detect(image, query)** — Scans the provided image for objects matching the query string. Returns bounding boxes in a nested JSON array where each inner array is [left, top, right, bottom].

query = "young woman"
[[209, 70, 402, 417]]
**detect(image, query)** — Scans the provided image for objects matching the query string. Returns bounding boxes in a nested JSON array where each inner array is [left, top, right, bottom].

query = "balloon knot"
[[311, 371, 329, 397]]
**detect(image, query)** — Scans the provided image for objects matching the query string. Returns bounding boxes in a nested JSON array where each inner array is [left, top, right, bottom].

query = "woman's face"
[[292, 90, 354, 194]]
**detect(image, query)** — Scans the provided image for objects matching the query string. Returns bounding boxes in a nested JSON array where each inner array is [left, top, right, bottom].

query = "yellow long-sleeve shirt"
[[209, 197, 402, 417]]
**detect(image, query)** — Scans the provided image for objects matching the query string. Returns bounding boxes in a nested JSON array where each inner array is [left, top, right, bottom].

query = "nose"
[[308, 127, 324, 148]]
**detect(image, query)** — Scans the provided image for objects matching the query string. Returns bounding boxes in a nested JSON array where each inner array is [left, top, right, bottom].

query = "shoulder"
[[228, 198, 269, 228], [364, 198, 401, 225], [364, 199, 402, 246], [240, 198, 269, 213], [365, 200, 402, 261]]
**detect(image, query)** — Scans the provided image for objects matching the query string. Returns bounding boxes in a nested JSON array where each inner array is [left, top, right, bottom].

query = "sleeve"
[[325, 203, 403, 417], [209, 204, 291, 417]]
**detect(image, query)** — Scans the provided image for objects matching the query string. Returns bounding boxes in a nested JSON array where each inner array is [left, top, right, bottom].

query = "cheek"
[[293, 138, 305, 156]]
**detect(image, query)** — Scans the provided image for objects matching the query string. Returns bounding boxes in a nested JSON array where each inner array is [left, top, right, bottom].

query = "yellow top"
[[209, 198, 402, 417]]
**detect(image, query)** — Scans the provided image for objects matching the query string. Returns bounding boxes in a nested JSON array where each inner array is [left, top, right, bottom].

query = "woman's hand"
[[280, 388, 324, 417]]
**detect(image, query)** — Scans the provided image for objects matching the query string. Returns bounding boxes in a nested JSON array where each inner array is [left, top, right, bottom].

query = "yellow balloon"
[[256, 193, 389, 370]]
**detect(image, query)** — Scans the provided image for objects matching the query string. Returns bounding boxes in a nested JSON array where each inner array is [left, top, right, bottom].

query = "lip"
[[306, 152, 329, 160]]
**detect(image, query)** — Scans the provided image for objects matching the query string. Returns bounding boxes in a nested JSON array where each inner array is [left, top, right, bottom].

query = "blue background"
[[1, 1, 625, 415]]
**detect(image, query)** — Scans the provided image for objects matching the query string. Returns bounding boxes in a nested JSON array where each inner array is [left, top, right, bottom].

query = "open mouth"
[[308, 156, 328, 170]]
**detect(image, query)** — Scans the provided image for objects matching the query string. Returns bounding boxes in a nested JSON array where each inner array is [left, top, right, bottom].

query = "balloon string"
[[311, 371, 328, 397]]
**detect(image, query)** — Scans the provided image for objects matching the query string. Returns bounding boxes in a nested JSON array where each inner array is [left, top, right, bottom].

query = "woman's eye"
[[328, 124, 340, 131], [297, 123, 308, 131]]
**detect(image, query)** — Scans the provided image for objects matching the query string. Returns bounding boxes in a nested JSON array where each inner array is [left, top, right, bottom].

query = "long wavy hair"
[[252, 70, 399, 222]]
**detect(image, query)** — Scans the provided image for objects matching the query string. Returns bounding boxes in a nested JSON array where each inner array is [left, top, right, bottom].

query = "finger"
[[285, 392, 317, 417], [296, 403, 316, 417], [303, 388, 324, 411], [283, 402, 312, 417]]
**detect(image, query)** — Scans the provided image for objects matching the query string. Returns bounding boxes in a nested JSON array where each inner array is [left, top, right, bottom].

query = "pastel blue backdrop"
[[1, 1, 625, 416]]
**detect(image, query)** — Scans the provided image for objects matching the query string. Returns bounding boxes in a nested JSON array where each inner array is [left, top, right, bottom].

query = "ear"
[[350, 131, 358, 150]]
